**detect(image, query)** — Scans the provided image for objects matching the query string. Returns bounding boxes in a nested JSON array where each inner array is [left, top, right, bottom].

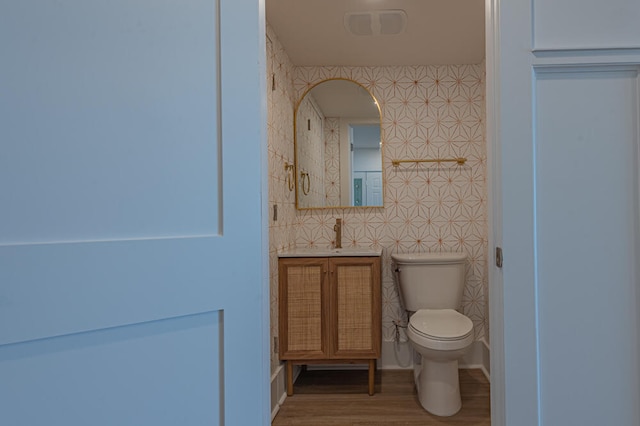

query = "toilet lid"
[[409, 309, 473, 341]]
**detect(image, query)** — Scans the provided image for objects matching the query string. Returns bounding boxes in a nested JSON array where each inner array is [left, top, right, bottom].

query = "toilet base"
[[414, 357, 462, 417]]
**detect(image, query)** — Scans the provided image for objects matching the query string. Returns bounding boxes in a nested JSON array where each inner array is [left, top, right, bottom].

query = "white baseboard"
[[270, 363, 300, 421], [270, 365, 285, 421], [478, 338, 490, 380], [460, 338, 491, 382], [381, 339, 490, 380], [295, 339, 490, 376], [380, 339, 415, 369]]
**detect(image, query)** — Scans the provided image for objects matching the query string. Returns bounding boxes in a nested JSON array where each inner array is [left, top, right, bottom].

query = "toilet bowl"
[[390, 252, 473, 416], [407, 309, 473, 416]]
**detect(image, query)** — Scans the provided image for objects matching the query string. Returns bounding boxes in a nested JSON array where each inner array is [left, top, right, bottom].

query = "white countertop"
[[278, 247, 383, 258]]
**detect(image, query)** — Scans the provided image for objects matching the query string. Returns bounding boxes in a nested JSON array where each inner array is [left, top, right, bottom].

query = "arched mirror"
[[294, 79, 383, 209]]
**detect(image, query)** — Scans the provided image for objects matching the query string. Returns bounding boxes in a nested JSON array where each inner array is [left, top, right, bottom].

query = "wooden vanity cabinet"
[[278, 256, 381, 396]]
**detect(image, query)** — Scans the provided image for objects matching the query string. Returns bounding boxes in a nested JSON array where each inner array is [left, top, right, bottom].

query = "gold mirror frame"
[[294, 78, 384, 210]]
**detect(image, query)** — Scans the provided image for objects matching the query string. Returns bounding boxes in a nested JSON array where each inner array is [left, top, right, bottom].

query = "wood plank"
[[272, 369, 490, 425]]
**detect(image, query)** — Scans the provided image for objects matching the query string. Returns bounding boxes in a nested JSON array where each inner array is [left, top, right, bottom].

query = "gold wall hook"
[[284, 162, 295, 191]]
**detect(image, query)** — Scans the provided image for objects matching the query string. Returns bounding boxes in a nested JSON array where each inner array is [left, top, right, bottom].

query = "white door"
[[489, 0, 640, 425], [0, 1, 268, 425], [367, 172, 383, 206]]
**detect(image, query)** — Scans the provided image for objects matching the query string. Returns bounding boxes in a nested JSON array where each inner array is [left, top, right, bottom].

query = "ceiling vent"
[[378, 10, 407, 35], [344, 10, 407, 36], [345, 12, 373, 36]]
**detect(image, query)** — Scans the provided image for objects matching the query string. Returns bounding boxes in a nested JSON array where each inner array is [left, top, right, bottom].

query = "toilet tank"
[[391, 252, 467, 312]]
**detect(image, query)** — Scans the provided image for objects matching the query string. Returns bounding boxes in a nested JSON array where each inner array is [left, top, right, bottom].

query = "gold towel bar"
[[391, 158, 467, 167]]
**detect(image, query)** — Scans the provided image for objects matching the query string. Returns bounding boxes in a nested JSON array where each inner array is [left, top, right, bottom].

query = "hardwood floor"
[[272, 368, 490, 426]]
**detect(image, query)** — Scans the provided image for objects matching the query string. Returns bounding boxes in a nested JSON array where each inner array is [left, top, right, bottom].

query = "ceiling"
[[265, 0, 486, 67]]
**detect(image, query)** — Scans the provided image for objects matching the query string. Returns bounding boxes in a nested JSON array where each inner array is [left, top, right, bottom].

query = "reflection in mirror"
[[295, 79, 383, 209]]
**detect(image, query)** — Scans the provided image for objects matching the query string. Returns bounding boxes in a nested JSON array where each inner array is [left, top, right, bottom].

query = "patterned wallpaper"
[[295, 95, 325, 207], [323, 117, 341, 206], [267, 25, 488, 373], [266, 26, 297, 373]]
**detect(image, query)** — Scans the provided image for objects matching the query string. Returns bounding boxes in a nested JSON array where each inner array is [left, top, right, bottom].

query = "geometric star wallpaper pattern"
[[267, 25, 488, 373], [323, 118, 341, 206], [295, 94, 327, 207]]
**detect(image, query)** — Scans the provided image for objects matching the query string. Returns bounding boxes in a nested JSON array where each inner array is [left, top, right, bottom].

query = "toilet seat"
[[407, 309, 473, 351]]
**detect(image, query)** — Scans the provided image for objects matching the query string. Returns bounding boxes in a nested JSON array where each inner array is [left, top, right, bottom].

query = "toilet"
[[391, 252, 473, 417]]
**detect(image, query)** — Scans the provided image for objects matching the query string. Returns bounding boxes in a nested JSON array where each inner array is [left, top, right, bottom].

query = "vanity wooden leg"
[[286, 361, 294, 396], [368, 359, 376, 396]]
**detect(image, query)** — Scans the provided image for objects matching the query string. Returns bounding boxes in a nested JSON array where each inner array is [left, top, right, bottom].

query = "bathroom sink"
[[278, 247, 382, 258]]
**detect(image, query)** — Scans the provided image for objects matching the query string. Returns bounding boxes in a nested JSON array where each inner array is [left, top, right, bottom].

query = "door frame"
[[484, 0, 640, 424], [486, 0, 536, 425], [485, 0, 505, 423]]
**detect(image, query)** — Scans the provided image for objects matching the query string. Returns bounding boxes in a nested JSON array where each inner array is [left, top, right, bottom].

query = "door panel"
[[332, 257, 381, 358], [279, 259, 328, 357], [0, 0, 268, 424], [535, 68, 640, 425], [367, 172, 383, 206], [533, 0, 640, 49], [0, 0, 219, 244], [1, 312, 222, 426]]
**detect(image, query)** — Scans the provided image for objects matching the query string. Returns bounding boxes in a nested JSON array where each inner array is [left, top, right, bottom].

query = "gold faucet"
[[334, 218, 342, 249]]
